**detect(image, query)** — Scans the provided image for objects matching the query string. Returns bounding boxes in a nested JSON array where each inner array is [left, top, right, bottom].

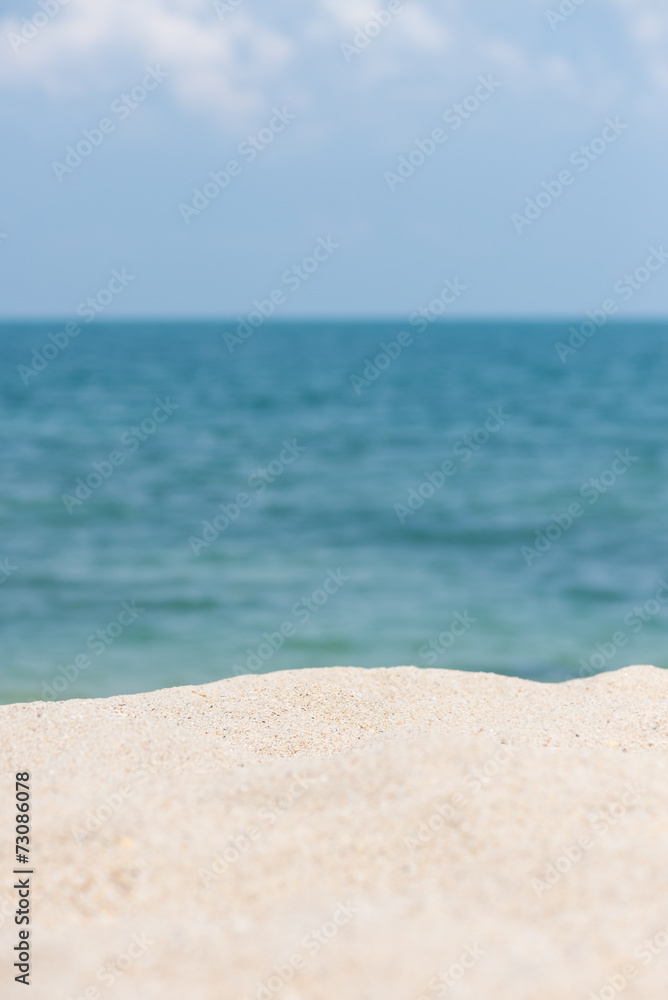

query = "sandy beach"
[[2, 663, 668, 999]]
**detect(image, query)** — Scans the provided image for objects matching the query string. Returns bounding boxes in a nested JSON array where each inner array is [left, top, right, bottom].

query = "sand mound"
[[1, 664, 667, 999]]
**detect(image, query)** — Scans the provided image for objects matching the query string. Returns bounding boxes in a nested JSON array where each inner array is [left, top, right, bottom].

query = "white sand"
[[2, 664, 668, 999]]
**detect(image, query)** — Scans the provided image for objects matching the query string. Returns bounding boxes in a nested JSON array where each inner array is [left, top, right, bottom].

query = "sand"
[[2, 663, 668, 999]]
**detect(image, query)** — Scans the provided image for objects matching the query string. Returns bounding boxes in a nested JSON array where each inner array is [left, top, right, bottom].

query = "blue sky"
[[1, 0, 667, 317]]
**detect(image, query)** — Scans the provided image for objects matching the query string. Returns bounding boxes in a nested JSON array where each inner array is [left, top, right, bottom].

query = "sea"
[[1, 320, 667, 703]]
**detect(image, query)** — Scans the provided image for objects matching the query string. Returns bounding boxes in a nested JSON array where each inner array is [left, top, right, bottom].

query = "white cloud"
[[608, 0, 668, 113], [400, 5, 451, 52], [1, 0, 668, 131], [0, 0, 294, 122]]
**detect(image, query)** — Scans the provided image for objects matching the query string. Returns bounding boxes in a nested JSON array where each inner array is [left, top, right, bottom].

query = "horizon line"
[[1, 315, 668, 325]]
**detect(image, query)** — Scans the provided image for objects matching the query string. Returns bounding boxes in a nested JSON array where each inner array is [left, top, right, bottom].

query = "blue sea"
[[1, 320, 667, 703]]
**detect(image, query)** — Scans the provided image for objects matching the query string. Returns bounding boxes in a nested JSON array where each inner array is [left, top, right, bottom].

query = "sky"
[[1, 0, 667, 318]]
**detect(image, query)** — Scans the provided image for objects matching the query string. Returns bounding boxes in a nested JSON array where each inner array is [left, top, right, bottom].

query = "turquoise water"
[[1, 320, 667, 702]]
